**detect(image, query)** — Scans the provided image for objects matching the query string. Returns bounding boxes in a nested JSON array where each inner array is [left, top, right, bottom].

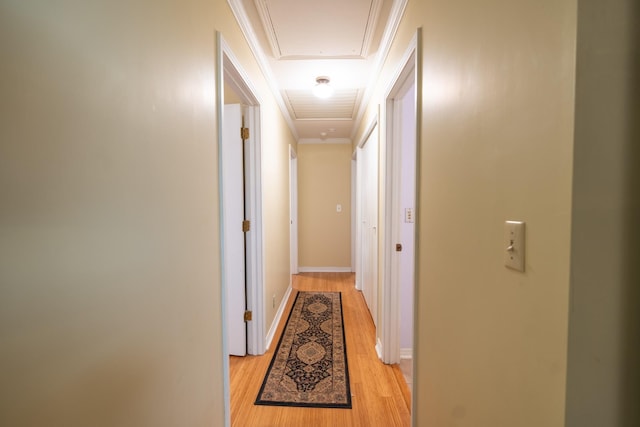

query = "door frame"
[[289, 145, 298, 275], [217, 32, 265, 427], [379, 30, 421, 365]]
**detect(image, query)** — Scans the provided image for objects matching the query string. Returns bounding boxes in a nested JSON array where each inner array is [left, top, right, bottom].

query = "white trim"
[[354, 149, 362, 291], [298, 266, 353, 273], [411, 30, 423, 427], [253, 0, 282, 59], [298, 138, 352, 145], [380, 32, 418, 365], [351, 159, 356, 273], [216, 33, 231, 427], [384, 32, 418, 99], [289, 145, 299, 275], [245, 105, 266, 356], [350, 0, 409, 141], [219, 38, 262, 105], [360, 0, 385, 57], [400, 348, 413, 360], [226, 0, 299, 140], [227, 0, 407, 145], [356, 114, 379, 150], [375, 338, 384, 361], [218, 32, 267, 427], [265, 284, 293, 350], [219, 35, 266, 358], [254, 0, 383, 59]]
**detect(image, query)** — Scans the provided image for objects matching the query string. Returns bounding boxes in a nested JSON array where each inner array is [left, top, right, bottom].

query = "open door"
[[222, 103, 247, 356]]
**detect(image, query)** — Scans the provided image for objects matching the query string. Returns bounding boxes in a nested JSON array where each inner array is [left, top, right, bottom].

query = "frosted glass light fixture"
[[312, 76, 333, 99]]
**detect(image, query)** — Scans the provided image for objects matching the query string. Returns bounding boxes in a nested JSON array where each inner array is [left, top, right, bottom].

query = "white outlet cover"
[[404, 208, 415, 223], [504, 221, 525, 272]]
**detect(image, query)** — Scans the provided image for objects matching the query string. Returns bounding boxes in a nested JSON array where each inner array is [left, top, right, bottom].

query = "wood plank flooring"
[[230, 272, 411, 427]]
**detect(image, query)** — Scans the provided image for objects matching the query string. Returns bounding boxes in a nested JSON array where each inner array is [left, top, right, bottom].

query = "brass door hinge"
[[244, 310, 252, 322], [242, 220, 250, 232], [241, 127, 250, 140]]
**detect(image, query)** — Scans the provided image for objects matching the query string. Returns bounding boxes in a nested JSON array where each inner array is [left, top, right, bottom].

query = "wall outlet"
[[404, 208, 415, 223]]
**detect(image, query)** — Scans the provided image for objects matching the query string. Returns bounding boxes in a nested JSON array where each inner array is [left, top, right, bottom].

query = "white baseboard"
[[400, 348, 413, 359], [298, 266, 352, 273], [265, 284, 293, 350], [375, 338, 383, 361]]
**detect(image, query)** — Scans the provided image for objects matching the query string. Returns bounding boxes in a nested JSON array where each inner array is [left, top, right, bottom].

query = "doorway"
[[356, 119, 379, 327], [217, 32, 265, 427], [379, 30, 420, 375]]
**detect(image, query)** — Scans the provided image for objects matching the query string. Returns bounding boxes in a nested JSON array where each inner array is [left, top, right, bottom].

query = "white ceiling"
[[229, 0, 406, 143]]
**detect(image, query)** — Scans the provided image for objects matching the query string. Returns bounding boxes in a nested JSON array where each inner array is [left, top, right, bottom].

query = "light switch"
[[336, 204, 342, 213], [504, 221, 525, 272]]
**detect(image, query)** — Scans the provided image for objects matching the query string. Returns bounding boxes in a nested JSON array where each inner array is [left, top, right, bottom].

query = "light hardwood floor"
[[230, 272, 411, 427]]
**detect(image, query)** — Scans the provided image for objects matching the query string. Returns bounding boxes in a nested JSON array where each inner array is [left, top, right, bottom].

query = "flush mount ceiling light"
[[312, 76, 334, 99]]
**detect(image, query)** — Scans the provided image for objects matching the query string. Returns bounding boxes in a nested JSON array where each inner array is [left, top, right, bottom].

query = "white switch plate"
[[336, 204, 342, 213], [504, 221, 525, 272], [404, 208, 415, 223]]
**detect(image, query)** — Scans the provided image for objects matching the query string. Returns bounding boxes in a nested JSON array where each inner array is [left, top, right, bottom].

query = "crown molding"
[[298, 138, 352, 145], [350, 0, 408, 141], [227, 0, 299, 140], [254, 0, 383, 60]]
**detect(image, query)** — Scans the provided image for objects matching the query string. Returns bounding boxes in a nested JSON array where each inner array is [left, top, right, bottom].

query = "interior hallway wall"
[[353, 0, 577, 425], [297, 143, 352, 270], [0, 0, 295, 425]]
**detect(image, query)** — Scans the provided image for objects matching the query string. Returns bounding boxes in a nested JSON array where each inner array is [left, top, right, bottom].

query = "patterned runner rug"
[[255, 291, 352, 408]]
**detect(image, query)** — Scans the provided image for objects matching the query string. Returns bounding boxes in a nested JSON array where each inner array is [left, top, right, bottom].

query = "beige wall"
[[565, 0, 640, 425], [298, 143, 352, 269], [0, 0, 294, 425], [262, 105, 296, 325], [223, 82, 243, 104], [354, 0, 577, 425]]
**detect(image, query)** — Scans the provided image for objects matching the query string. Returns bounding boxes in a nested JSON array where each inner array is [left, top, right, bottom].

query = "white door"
[[222, 104, 246, 356], [359, 129, 379, 326]]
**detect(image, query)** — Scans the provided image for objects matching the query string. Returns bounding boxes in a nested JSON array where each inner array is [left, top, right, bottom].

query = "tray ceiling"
[[231, 0, 406, 142]]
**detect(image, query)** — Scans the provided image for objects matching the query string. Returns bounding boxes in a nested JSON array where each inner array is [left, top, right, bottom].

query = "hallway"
[[2, 1, 637, 426], [230, 273, 411, 426]]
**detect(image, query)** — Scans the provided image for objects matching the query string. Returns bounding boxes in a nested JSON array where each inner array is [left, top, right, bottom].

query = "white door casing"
[[289, 145, 298, 275], [218, 32, 265, 427], [380, 30, 420, 366]]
